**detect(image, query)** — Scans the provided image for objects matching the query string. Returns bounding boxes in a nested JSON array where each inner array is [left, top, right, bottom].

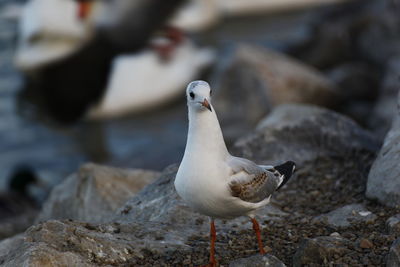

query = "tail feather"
[[275, 161, 296, 191]]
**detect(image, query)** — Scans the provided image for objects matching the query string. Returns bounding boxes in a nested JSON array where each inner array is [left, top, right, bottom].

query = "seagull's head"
[[186, 80, 212, 112]]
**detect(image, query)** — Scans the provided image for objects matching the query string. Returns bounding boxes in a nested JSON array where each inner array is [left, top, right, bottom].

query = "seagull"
[[0, 166, 41, 219], [174, 80, 296, 266]]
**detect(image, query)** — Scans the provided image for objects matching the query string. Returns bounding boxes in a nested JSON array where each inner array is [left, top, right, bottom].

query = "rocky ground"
[[1, 0, 400, 266], [1, 101, 400, 266]]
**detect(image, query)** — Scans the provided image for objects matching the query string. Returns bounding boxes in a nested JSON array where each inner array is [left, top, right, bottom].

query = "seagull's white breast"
[[175, 158, 230, 217], [175, 97, 263, 219], [175, 157, 257, 219]]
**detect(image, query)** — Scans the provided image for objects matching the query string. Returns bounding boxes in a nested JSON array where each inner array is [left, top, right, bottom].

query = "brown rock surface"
[[293, 236, 352, 266], [36, 163, 160, 223]]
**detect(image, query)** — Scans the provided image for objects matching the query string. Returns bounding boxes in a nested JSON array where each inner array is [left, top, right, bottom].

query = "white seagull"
[[175, 80, 296, 266]]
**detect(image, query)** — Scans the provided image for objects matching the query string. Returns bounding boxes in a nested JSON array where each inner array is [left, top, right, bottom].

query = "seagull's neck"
[[184, 106, 229, 160]]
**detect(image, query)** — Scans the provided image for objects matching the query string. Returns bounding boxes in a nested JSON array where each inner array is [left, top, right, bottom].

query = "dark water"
[[0, 1, 327, 192]]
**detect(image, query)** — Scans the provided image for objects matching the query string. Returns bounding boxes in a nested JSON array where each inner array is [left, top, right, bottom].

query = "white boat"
[[88, 39, 215, 118]]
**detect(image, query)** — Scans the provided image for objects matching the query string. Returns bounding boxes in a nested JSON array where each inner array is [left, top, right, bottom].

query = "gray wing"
[[227, 156, 283, 203], [228, 156, 271, 175]]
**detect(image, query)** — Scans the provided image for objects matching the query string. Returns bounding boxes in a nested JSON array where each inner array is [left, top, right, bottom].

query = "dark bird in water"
[[0, 166, 46, 239], [0, 166, 41, 218], [17, 0, 186, 124]]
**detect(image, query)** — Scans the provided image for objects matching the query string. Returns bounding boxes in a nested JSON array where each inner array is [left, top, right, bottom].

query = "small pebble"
[[264, 246, 273, 253], [330, 232, 341, 237], [360, 239, 374, 249]]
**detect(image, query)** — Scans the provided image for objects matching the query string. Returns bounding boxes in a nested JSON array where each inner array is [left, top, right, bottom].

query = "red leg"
[[251, 217, 266, 254], [209, 219, 217, 267]]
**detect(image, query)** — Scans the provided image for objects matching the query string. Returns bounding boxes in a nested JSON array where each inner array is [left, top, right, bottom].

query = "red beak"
[[77, 1, 92, 20], [201, 99, 212, 112]]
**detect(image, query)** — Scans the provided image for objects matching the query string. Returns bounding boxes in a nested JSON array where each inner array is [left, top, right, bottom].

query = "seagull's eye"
[[189, 92, 195, 99]]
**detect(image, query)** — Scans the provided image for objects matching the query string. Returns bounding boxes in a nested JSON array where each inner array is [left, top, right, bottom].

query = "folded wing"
[[227, 156, 284, 203]]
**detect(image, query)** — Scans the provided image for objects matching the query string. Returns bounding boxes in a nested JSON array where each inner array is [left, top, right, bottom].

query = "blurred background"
[[0, 0, 398, 215]]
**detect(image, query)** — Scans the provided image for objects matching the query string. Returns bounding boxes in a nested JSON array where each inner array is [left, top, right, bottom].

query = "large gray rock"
[[0, 234, 24, 263], [232, 104, 379, 215], [36, 163, 160, 223], [214, 45, 339, 143], [0, 220, 194, 267], [0, 165, 288, 266], [366, 92, 400, 207], [233, 104, 379, 167], [293, 236, 352, 267], [229, 254, 286, 267], [0, 167, 288, 266], [387, 238, 400, 267], [313, 204, 377, 228]]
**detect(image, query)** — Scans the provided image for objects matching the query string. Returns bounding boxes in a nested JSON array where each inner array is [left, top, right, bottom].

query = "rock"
[[214, 44, 339, 143], [366, 92, 400, 207], [313, 204, 377, 228], [36, 163, 160, 223], [116, 165, 288, 232], [330, 232, 341, 237], [339, 100, 375, 128], [0, 164, 289, 266], [369, 57, 400, 139], [288, 1, 399, 130], [357, 1, 400, 66], [386, 214, 400, 235], [387, 238, 400, 267], [288, 1, 371, 69], [0, 234, 24, 263], [0, 220, 194, 267], [293, 236, 352, 267], [232, 104, 379, 215], [0, 219, 288, 266], [326, 62, 380, 126], [233, 104, 379, 167], [229, 254, 286, 267], [292, 0, 400, 68], [359, 238, 373, 249], [327, 62, 379, 102]]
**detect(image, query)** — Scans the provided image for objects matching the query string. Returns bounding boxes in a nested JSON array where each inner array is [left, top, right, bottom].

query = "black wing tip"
[[275, 161, 296, 191]]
